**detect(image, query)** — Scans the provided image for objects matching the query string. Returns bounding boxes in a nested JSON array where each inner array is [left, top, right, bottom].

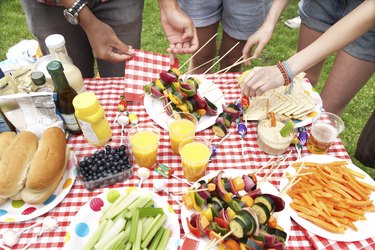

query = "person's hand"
[[242, 25, 274, 66], [159, 3, 198, 63], [85, 19, 135, 62], [240, 65, 284, 97]]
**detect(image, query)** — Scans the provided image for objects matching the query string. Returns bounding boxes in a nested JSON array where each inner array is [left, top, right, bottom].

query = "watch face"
[[63, 9, 79, 25]]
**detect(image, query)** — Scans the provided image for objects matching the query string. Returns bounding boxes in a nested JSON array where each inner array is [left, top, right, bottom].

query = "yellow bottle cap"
[[73, 92, 100, 116]]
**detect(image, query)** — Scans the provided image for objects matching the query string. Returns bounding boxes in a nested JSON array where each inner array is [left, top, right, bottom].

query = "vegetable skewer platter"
[[143, 71, 225, 132], [181, 169, 291, 249], [64, 187, 180, 250], [280, 154, 375, 242]]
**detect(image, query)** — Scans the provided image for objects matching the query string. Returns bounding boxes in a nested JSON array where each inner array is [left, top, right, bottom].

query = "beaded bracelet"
[[281, 61, 295, 83], [276, 61, 290, 86]]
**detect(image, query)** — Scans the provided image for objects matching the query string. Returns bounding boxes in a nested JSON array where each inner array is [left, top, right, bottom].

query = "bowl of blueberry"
[[76, 137, 134, 191]]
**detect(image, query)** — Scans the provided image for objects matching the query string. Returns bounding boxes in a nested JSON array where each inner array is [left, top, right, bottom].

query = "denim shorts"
[[178, 0, 272, 40], [299, 0, 375, 62]]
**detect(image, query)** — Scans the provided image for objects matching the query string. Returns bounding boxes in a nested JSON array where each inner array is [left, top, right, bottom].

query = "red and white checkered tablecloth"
[[0, 50, 374, 250]]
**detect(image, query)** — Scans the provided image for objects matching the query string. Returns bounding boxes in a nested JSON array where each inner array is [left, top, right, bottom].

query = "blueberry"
[[119, 145, 126, 151], [105, 145, 111, 152]]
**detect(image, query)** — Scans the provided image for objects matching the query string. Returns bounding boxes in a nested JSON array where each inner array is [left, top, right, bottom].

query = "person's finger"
[[252, 42, 266, 59], [249, 81, 264, 97], [242, 39, 256, 67]]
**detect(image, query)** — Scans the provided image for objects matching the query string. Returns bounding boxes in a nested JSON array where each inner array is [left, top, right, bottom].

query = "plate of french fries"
[[280, 154, 375, 242]]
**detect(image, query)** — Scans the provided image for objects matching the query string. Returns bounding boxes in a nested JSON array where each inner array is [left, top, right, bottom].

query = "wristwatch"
[[63, 0, 88, 25]]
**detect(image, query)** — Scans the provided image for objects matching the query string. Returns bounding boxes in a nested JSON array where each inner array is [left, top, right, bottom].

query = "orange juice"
[[180, 141, 211, 182], [129, 130, 159, 168], [168, 119, 196, 154]]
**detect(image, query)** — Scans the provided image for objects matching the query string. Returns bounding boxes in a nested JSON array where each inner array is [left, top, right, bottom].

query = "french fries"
[[287, 161, 375, 234]]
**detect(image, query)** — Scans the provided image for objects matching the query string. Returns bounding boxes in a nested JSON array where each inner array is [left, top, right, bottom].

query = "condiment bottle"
[[45, 34, 85, 94], [73, 92, 112, 146], [47, 60, 82, 135], [31, 71, 54, 92]]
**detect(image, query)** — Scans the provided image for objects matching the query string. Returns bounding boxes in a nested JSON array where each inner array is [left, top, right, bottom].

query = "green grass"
[[1, 0, 374, 178]]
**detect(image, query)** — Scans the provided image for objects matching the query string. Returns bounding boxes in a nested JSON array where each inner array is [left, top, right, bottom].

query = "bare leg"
[[297, 23, 325, 86], [218, 31, 246, 72], [188, 22, 219, 74], [320, 50, 375, 115]]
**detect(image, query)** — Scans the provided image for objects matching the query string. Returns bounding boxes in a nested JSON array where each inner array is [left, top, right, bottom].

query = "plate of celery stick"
[[64, 187, 180, 250]]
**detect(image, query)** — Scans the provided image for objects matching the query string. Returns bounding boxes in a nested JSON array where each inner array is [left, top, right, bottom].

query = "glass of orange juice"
[[167, 112, 198, 155], [127, 124, 160, 168], [179, 136, 211, 182]]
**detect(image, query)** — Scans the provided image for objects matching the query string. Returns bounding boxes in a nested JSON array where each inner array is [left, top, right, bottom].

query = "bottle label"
[[77, 119, 99, 143], [61, 113, 81, 132]]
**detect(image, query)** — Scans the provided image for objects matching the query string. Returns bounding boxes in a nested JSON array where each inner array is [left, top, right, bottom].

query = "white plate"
[[181, 169, 291, 249], [0, 150, 77, 223], [280, 154, 375, 242], [64, 187, 180, 250], [144, 75, 225, 132]]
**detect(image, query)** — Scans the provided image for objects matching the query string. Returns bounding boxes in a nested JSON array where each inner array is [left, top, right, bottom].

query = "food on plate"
[[21, 127, 67, 204], [212, 103, 241, 138], [0, 131, 16, 160], [0, 131, 38, 199], [82, 189, 172, 250], [144, 69, 218, 121], [77, 144, 133, 190], [257, 118, 294, 155], [183, 170, 287, 249], [242, 73, 318, 122], [287, 160, 375, 233]]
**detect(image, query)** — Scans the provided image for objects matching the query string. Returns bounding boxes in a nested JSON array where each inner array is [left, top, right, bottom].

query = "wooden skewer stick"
[[264, 150, 292, 179], [214, 56, 256, 75], [212, 55, 244, 77], [184, 56, 219, 75], [204, 229, 235, 250], [279, 159, 306, 196], [173, 188, 209, 195], [210, 78, 239, 103], [253, 156, 277, 175], [179, 33, 218, 70], [202, 41, 240, 75], [171, 174, 193, 186], [258, 172, 313, 183]]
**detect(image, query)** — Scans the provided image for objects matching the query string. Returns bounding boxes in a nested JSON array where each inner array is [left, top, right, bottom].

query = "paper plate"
[[181, 169, 291, 249], [144, 75, 225, 132], [64, 187, 180, 250], [280, 154, 375, 242], [0, 150, 77, 223]]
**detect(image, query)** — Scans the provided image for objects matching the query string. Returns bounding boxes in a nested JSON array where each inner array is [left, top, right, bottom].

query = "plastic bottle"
[[47, 60, 82, 135], [73, 92, 112, 146], [45, 34, 85, 94], [31, 71, 53, 92]]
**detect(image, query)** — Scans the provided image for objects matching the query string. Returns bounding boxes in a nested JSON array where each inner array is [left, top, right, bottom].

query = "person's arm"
[[157, 0, 199, 62], [242, 0, 289, 66], [61, 0, 134, 62], [241, 0, 375, 97]]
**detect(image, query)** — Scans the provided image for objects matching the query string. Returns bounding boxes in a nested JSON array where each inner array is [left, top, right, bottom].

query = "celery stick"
[[142, 217, 154, 236], [132, 220, 143, 250], [124, 242, 132, 250], [156, 228, 171, 250], [138, 207, 164, 217], [141, 214, 167, 248], [141, 213, 161, 241], [95, 218, 126, 250], [114, 208, 129, 221], [127, 193, 153, 210], [128, 209, 139, 243], [100, 220, 114, 241], [100, 192, 129, 222], [82, 220, 108, 250], [148, 227, 165, 250], [144, 199, 154, 208], [105, 191, 140, 219], [101, 231, 126, 250]]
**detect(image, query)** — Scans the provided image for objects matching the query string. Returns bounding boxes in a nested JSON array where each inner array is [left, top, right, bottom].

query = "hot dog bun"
[[21, 127, 67, 205], [0, 131, 38, 199], [0, 131, 16, 161]]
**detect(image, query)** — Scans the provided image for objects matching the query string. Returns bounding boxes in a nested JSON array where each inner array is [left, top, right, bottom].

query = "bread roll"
[[0, 131, 16, 161], [21, 127, 67, 204], [0, 131, 38, 199]]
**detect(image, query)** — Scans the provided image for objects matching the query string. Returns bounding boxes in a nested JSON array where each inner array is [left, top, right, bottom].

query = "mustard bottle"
[[72, 92, 112, 146]]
